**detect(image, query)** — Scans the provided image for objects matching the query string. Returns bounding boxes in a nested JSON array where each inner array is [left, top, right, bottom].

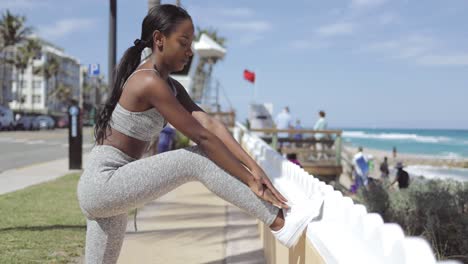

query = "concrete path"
[[118, 182, 265, 264], [0, 153, 89, 195]]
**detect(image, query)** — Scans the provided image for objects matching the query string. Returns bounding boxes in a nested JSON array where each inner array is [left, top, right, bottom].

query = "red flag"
[[243, 69, 255, 83]]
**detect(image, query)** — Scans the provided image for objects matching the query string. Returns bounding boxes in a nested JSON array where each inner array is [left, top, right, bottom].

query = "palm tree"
[[0, 10, 32, 105], [52, 83, 72, 109], [34, 53, 59, 114]]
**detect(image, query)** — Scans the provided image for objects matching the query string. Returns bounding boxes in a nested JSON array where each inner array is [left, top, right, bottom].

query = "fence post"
[[272, 131, 278, 150], [335, 133, 342, 166]]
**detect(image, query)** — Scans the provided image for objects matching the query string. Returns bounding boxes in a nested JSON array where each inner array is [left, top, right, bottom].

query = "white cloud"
[[0, 0, 49, 9], [316, 22, 356, 37], [378, 13, 398, 25], [418, 54, 468, 66], [361, 35, 435, 58], [223, 21, 272, 32], [219, 7, 254, 17], [351, 0, 387, 9], [190, 6, 254, 18], [239, 34, 264, 45], [189, 5, 269, 45], [359, 35, 468, 66], [289, 39, 329, 50], [39, 18, 95, 39]]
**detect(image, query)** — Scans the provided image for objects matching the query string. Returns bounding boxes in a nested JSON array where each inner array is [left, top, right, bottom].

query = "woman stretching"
[[77, 4, 320, 263]]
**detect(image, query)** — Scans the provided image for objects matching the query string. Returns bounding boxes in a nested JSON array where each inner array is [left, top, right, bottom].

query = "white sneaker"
[[271, 197, 323, 248]]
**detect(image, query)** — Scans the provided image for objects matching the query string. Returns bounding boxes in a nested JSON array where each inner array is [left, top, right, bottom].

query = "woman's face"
[[163, 19, 194, 72]]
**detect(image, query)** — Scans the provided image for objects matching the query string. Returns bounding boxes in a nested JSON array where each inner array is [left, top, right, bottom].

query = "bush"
[[358, 178, 468, 262], [174, 130, 191, 149]]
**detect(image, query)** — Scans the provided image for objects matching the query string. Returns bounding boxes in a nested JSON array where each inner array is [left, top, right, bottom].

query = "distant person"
[[392, 146, 397, 159], [275, 106, 293, 147], [390, 162, 410, 189], [286, 153, 302, 167], [312, 111, 329, 159], [352, 146, 369, 192], [379, 157, 390, 179], [294, 119, 303, 147], [157, 124, 176, 153], [313, 111, 328, 139]]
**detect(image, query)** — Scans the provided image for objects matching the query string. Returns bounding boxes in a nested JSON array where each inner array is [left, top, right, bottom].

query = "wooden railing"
[[208, 111, 236, 128], [249, 128, 343, 181]]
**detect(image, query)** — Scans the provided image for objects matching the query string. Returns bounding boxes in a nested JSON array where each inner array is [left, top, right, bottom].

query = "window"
[[33, 95, 41, 103], [33, 80, 42, 90], [33, 52, 42, 60]]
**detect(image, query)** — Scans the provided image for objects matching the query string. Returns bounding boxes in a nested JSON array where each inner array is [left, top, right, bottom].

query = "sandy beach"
[[343, 144, 468, 181]]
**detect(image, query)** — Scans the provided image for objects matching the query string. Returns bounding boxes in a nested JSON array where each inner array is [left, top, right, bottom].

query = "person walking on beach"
[[352, 147, 369, 192], [390, 162, 410, 189], [77, 5, 322, 263], [380, 156, 390, 179]]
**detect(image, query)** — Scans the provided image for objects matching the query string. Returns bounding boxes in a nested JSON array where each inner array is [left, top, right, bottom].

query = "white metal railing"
[[233, 122, 459, 264]]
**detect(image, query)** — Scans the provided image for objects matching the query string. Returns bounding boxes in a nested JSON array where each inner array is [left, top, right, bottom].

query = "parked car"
[[15, 115, 36, 130], [56, 116, 69, 128], [32, 115, 55, 130], [0, 106, 15, 130]]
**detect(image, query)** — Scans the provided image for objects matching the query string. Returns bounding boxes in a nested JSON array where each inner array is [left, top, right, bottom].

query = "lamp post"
[[108, 0, 117, 91]]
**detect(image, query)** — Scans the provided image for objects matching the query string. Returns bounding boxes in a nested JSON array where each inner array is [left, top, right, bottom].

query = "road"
[[0, 127, 94, 172]]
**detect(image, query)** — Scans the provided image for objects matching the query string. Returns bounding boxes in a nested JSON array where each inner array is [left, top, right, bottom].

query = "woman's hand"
[[249, 167, 289, 209]]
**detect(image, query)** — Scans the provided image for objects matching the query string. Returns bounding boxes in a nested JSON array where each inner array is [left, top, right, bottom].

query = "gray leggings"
[[77, 145, 279, 263]]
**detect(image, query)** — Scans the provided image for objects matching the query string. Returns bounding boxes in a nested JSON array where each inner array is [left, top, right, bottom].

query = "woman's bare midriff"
[[101, 127, 149, 160]]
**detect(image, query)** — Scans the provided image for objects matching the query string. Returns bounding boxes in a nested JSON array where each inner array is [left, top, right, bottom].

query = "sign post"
[[68, 104, 82, 169]]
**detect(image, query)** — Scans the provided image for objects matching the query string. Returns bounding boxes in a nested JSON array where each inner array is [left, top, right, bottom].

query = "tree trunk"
[[0, 52, 5, 105]]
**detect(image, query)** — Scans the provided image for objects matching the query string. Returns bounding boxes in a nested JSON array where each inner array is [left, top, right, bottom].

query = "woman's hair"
[[94, 4, 191, 144]]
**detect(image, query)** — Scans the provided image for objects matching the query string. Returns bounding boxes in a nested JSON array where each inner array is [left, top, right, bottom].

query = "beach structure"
[[168, 33, 226, 105]]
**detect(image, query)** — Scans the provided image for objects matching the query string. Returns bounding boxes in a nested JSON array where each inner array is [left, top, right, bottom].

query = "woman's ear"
[[152, 30, 164, 51]]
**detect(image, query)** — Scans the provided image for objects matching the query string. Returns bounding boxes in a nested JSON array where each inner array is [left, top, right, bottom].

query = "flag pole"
[[253, 68, 257, 103]]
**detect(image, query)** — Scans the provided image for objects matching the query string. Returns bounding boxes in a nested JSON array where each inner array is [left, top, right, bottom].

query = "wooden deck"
[[250, 128, 343, 182]]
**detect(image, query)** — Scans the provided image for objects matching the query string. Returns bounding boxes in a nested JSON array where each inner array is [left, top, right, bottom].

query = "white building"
[[8, 38, 80, 115]]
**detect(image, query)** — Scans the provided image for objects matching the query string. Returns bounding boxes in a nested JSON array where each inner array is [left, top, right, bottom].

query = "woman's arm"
[[173, 79, 258, 170], [140, 75, 287, 207], [173, 79, 288, 203]]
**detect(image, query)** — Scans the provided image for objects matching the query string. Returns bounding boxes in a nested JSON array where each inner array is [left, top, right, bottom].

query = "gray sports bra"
[[109, 69, 177, 142]]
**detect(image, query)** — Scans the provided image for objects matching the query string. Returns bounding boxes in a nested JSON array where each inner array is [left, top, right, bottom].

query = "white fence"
[[233, 122, 459, 264]]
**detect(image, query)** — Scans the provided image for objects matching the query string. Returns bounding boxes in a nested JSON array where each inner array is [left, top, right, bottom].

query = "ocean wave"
[[439, 152, 464, 159], [343, 131, 453, 144], [405, 165, 468, 182]]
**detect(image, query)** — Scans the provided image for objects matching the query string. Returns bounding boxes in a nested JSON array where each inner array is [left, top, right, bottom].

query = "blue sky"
[[2, 0, 467, 129]]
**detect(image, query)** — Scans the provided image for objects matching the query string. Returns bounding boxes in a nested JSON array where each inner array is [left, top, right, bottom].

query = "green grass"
[[0, 173, 86, 263]]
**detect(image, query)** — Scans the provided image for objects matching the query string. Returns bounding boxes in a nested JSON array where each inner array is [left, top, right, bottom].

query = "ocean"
[[342, 128, 468, 181]]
